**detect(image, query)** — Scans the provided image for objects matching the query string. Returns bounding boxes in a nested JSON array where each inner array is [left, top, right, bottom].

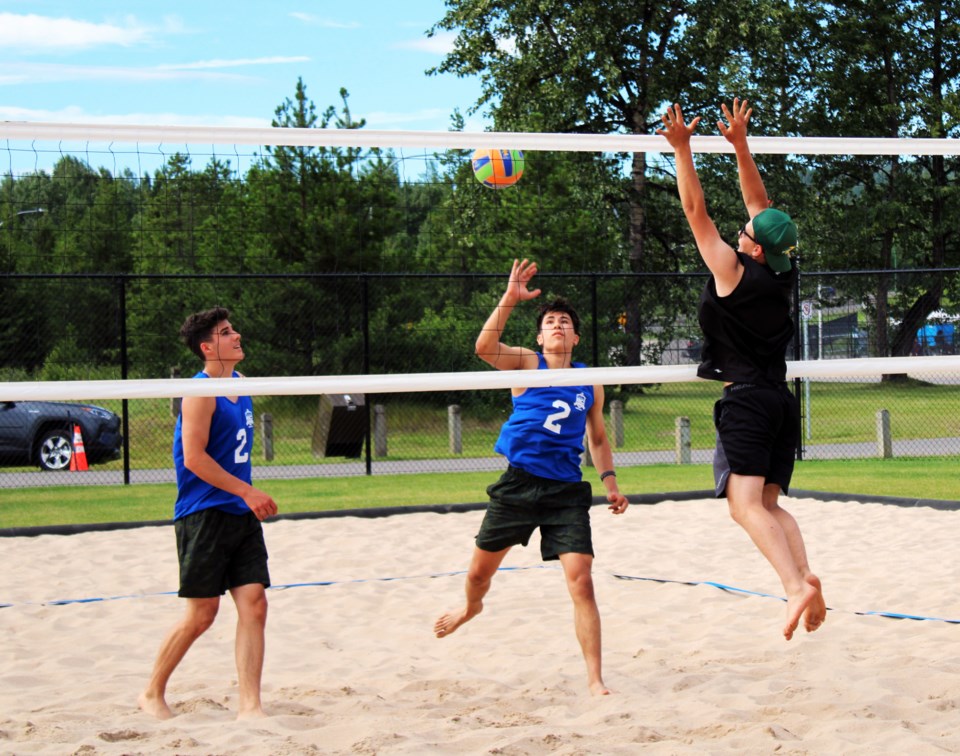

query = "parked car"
[[0, 400, 122, 471]]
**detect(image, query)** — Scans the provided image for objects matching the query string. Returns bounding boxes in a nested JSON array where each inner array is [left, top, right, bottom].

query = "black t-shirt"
[[697, 252, 795, 385]]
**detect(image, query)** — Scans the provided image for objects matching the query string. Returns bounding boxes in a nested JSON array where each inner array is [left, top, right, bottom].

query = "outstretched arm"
[[585, 386, 628, 515], [475, 258, 542, 371], [657, 103, 740, 290], [718, 98, 769, 219]]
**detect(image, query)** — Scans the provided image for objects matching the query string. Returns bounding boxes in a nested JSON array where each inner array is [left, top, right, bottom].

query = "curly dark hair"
[[179, 306, 230, 360], [535, 297, 580, 335]]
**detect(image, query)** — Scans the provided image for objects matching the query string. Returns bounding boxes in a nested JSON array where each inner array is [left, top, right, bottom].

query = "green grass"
[[1, 457, 956, 531], [620, 379, 960, 449]]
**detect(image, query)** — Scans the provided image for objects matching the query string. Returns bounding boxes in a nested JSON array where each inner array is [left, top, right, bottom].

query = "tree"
[[796, 0, 960, 364], [428, 0, 770, 366]]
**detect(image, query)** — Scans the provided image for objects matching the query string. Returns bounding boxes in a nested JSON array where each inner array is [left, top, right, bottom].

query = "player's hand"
[[504, 258, 541, 305], [607, 491, 629, 515], [717, 97, 752, 145], [656, 103, 700, 149], [244, 487, 278, 520]]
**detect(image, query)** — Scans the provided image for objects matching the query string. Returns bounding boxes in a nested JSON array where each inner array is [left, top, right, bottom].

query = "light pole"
[[0, 207, 45, 228]]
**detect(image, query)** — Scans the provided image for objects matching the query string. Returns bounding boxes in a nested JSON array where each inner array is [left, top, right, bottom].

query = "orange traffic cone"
[[71, 424, 89, 471]]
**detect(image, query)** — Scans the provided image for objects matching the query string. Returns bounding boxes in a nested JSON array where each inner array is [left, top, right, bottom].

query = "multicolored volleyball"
[[471, 148, 525, 189]]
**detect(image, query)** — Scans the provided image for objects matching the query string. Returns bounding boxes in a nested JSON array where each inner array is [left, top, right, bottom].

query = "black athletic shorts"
[[712, 382, 800, 498], [174, 508, 270, 598], [476, 465, 594, 561]]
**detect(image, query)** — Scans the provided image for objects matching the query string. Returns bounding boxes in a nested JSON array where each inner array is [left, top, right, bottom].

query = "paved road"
[[2, 436, 958, 489]]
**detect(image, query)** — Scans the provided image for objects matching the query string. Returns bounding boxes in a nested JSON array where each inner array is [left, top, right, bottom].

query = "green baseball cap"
[[752, 208, 797, 273]]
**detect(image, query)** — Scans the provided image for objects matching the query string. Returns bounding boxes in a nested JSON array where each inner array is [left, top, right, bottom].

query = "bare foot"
[[783, 581, 820, 641], [434, 602, 482, 638], [138, 690, 174, 720], [802, 574, 827, 633], [589, 680, 612, 696], [237, 707, 267, 720]]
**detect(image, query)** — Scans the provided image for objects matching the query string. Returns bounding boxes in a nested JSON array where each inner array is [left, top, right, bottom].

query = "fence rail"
[[0, 270, 957, 488]]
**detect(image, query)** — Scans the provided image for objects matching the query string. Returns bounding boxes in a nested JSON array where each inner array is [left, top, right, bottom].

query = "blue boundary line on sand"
[[4, 563, 959, 625], [2, 490, 958, 622], [611, 573, 960, 625]]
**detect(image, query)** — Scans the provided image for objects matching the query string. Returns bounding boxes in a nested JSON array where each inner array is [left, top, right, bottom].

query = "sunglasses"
[[738, 225, 758, 244]]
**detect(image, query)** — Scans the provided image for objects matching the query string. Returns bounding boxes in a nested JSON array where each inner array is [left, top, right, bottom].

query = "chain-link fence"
[[0, 270, 957, 488]]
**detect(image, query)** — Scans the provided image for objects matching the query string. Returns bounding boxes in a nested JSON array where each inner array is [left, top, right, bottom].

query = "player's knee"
[[564, 569, 595, 602], [726, 497, 753, 525], [240, 592, 269, 626], [466, 567, 493, 589], [186, 606, 218, 636]]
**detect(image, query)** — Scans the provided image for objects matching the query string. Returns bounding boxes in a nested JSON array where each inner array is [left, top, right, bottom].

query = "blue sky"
[[0, 1, 488, 132]]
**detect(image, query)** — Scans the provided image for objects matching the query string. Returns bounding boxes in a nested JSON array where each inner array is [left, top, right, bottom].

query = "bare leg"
[[230, 583, 269, 719], [435, 546, 510, 637], [559, 552, 609, 696], [726, 475, 819, 640], [138, 597, 220, 719], [761, 484, 827, 633]]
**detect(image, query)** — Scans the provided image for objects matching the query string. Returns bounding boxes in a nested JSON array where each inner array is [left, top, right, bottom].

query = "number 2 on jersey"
[[235, 428, 250, 463], [543, 400, 571, 434]]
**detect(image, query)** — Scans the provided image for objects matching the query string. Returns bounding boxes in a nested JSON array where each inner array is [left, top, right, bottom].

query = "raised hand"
[[718, 97, 753, 145], [504, 258, 542, 305], [656, 103, 701, 149]]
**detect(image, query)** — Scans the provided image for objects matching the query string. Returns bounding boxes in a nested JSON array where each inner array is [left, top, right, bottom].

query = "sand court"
[[2, 496, 958, 754]]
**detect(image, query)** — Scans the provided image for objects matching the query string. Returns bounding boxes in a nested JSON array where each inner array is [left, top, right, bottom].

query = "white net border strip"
[[2, 122, 960, 156], [1, 357, 958, 402]]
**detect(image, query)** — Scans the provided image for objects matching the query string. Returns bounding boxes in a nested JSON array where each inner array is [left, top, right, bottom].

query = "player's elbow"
[[475, 340, 497, 366], [182, 449, 206, 474]]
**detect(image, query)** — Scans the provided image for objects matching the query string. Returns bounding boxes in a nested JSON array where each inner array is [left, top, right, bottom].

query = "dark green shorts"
[[476, 466, 594, 561], [174, 508, 270, 598]]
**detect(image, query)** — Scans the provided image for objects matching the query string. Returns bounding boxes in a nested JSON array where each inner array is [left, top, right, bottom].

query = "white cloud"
[[0, 62, 256, 85], [394, 30, 457, 55], [0, 56, 308, 86], [289, 13, 360, 29], [0, 13, 152, 52], [0, 104, 271, 129], [364, 107, 456, 128], [157, 56, 310, 71]]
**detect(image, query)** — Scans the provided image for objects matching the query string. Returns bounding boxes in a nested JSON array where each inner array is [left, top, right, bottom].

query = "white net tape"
[[2, 121, 960, 156], [1, 356, 958, 402]]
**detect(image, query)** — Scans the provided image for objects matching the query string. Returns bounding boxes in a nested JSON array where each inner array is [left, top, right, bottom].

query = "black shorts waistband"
[[722, 381, 789, 397]]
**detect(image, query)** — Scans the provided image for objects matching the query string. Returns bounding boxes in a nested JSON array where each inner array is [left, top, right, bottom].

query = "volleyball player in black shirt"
[[657, 98, 826, 641]]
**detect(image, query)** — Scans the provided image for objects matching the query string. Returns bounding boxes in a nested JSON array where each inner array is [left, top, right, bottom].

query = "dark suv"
[[0, 400, 123, 471]]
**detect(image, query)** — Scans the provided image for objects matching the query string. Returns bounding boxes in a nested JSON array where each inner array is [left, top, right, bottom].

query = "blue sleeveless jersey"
[[493, 353, 594, 482], [173, 371, 255, 520]]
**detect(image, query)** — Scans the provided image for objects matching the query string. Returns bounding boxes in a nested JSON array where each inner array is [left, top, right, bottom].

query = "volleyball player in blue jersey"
[[434, 259, 629, 696], [139, 307, 278, 720], [658, 99, 826, 641]]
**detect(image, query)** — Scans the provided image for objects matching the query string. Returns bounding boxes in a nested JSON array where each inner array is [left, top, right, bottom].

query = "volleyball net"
[[0, 121, 958, 483]]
